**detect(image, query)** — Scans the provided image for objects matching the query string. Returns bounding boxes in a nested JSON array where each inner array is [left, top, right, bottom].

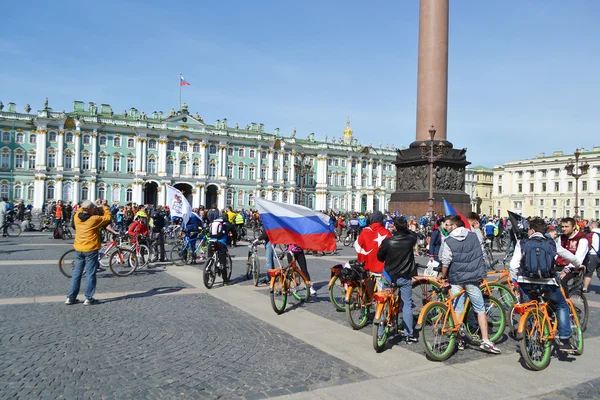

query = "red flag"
[[354, 223, 392, 273]]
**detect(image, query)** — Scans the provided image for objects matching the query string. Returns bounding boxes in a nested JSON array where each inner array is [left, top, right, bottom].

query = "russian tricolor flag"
[[180, 76, 191, 86], [442, 198, 471, 230], [255, 198, 337, 252]]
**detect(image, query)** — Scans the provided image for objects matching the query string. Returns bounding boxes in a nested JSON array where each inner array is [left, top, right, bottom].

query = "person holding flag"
[[354, 211, 392, 289]]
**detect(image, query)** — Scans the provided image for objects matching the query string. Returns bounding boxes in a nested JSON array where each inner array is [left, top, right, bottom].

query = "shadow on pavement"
[[100, 286, 186, 303]]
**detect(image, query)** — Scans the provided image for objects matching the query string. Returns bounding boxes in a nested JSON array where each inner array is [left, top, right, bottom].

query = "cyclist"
[[509, 217, 580, 350], [252, 229, 274, 284], [347, 214, 360, 242], [183, 212, 205, 262], [439, 215, 501, 354], [556, 217, 589, 289], [0, 197, 7, 237], [208, 211, 231, 285], [234, 211, 245, 241], [127, 214, 149, 243], [484, 219, 496, 251], [583, 220, 600, 293], [357, 213, 367, 234]]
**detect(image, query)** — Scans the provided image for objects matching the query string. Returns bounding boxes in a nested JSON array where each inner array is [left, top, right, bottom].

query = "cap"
[[81, 200, 94, 209]]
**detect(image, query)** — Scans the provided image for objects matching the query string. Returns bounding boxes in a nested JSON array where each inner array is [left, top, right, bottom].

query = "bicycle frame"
[[373, 286, 400, 324], [345, 275, 377, 307], [416, 286, 473, 335]]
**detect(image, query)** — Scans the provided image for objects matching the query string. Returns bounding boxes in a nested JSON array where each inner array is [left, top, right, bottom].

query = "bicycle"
[[98, 233, 128, 268], [171, 230, 208, 265], [343, 230, 358, 247], [246, 241, 261, 286], [1, 217, 22, 237], [126, 235, 152, 269], [203, 242, 233, 289], [55, 220, 73, 240], [328, 264, 346, 312], [560, 267, 589, 333], [341, 261, 377, 330], [267, 249, 311, 314], [514, 285, 584, 371], [416, 282, 506, 361], [59, 246, 137, 278]]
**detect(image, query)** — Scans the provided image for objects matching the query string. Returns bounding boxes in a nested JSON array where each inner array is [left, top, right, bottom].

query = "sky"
[[1, 0, 599, 167]]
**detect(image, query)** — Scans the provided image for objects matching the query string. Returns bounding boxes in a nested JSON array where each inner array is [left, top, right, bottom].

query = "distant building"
[[493, 149, 600, 219], [465, 166, 494, 216], [0, 100, 398, 211]]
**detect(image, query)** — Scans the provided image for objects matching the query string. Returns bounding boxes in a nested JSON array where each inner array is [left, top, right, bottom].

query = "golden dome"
[[343, 117, 353, 137]]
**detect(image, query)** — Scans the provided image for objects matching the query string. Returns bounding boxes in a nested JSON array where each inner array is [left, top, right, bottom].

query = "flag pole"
[[179, 72, 182, 112]]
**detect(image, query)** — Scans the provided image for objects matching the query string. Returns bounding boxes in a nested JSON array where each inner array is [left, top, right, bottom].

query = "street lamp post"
[[564, 149, 589, 220], [295, 152, 313, 207], [419, 125, 445, 216]]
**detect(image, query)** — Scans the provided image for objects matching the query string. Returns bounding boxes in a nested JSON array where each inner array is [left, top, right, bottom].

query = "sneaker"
[[83, 297, 98, 306], [97, 266, 106, 272], [457, 340, 465, 351], [309, 287, 317, 296], [480, 341, 501, 354], [65, 297, 79, 305], [556, 337, 576, 351], [582, 288, 589, 294], [405, 336, 418, 344], [223, 281, 231, 286]]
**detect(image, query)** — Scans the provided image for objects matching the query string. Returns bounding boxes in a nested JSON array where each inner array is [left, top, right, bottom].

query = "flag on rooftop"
[[180, 75, 191, 86]]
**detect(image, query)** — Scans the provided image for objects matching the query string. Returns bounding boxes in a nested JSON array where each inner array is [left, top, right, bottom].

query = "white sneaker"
[[310, 287, 317, 296]]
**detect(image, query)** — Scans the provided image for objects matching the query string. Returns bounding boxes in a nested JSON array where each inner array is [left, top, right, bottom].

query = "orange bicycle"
[[416, 281, 506, 361], [328, 264, 346, 312], [514, 285, 583, 370], [268, 250, 311, 314]]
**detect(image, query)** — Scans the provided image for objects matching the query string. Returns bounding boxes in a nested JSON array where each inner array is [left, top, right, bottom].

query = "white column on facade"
[[368, 159, 373, 187], [174, 147, 180, 177], [367, 191, 374, 212], [55, 178, 63, 201], [354, 192, 361, 212], [377, 161, 383, 187], [256, 147, 261, 183], [35, 125, 48, 172], [74, 131, 81, 171], [356, 160, 363, 188], [379, 195, 385, 211], [289, 153, 296, 185], [288, 189, 295, 204], [57, 130, 65, 170], [218, 186, 226, 209], [199, 185, 206, 207], [192, 186, 200, 208], [72, 179, 80, 205], [200, 142, 208, 178], [217, 145, 224, 178], [267, 150, 274, 184], [135, 138, 143, 173], [158, 138, 167, 176], [141, 138, 147, 174], [91, 132, 98, 172], [89, 179, 97, 201], [346, 157, 352, 189], [34, 177, 45, 208]]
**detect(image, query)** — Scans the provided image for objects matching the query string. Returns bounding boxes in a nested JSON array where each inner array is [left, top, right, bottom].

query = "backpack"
[[210, 220, 225, 239], [519, 236, 557, 279], [53, 226, 62, 239], [125, 209, 134, 221], [116, 212, 124, 223]]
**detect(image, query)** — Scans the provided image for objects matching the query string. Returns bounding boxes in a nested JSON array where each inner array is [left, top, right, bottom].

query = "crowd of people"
[[2, 196, 597, 356]]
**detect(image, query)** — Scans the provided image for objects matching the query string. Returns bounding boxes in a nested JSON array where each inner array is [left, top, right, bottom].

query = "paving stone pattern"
[[534, 377, 600, 400], [0, 294, 371, 399]]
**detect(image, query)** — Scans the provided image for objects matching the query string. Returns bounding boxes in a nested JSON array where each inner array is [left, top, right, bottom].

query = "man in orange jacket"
[[66, 199, 112, 305]]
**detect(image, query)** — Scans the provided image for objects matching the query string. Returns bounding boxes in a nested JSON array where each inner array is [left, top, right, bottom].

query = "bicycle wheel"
[[568, 289, 588, 333], [171, 245, 187, 266], [252, 256, 260, 286], [246, 256, 252, 279], [487, 284, 517, 315], [98, 245, 113, 267], [270, 273, 287, 314], [373, 302, 390, 353], [343, 235, 353, 247], [109, 249, 138, 277], [289, 269, 309, 302], [465, 295, 506, 344], [6, 223, 22, 237], [346, 285, 369, 330], [63, 226, 73, 239], [509, 304, 523, 339], [569, 303, 584, 356], [412, 279, 443, 320], [329, 275, 346, 312], [519, 309, 552, 371], [203, 258, 216, 289], [136, 244, 151, 268], [420, 301, 456, 361], [58, 249, 77, 278], [224, 254, 233, 281]]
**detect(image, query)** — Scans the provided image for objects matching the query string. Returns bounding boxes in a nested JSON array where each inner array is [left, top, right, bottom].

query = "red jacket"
[[354, 222, 392, 273], [128, 220, 149, 237]]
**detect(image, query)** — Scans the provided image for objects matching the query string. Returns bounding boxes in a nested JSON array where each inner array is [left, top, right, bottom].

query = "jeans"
[[520, 283, 571, 339], [504, 233, 514, 259], [451, 282, 485, 314], [67, 250, 99, 300], [265, 242, 275, 270], [396, 277, 414, 337]]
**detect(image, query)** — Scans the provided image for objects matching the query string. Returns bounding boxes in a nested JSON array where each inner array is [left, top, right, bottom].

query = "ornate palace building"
[[493, 148, 600, 219], [0, 99, 397, 211]]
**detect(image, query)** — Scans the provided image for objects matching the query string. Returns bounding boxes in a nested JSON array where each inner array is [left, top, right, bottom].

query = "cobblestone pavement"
[[534, 377, 600, 400], [0, 294, 371, 399]]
